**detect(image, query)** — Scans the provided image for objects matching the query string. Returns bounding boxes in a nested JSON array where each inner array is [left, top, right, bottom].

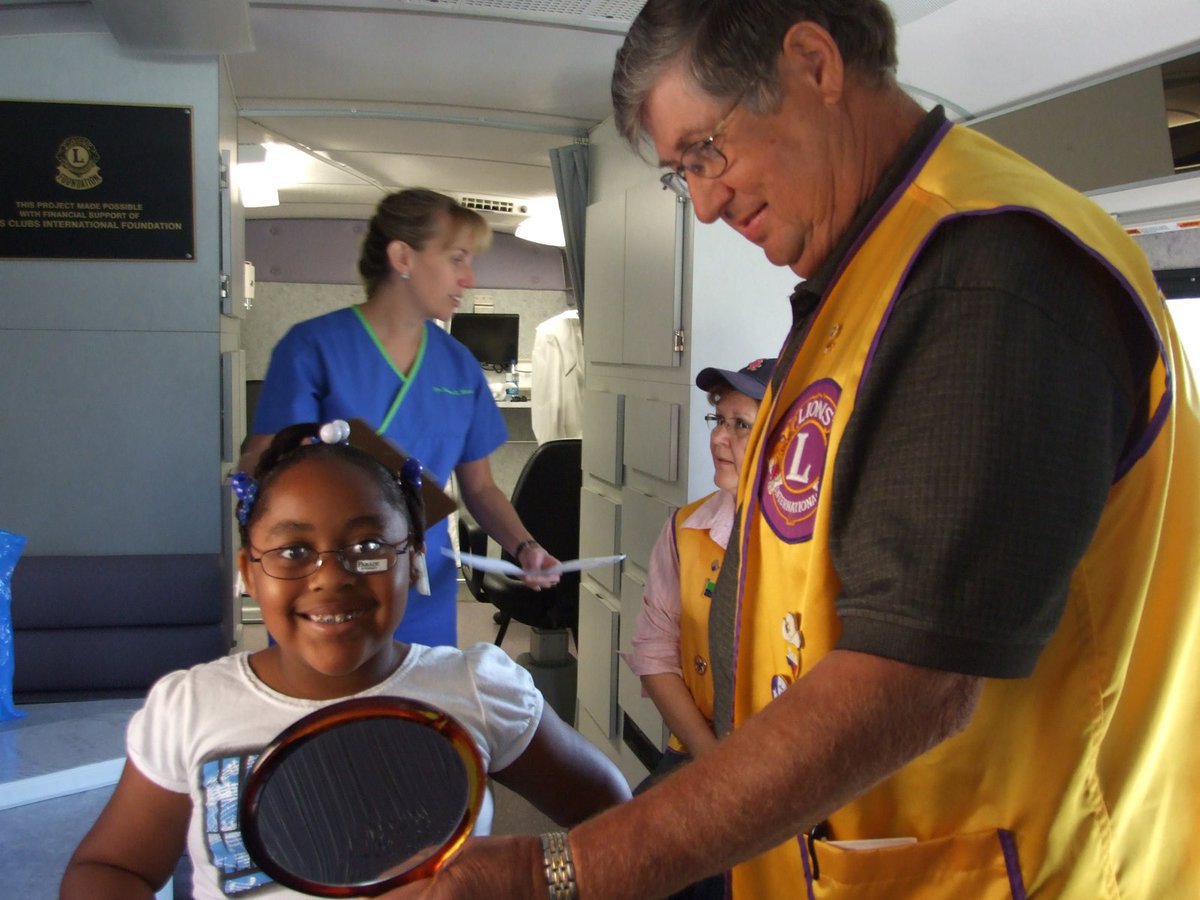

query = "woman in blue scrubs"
[[240, 188, 558, 646]]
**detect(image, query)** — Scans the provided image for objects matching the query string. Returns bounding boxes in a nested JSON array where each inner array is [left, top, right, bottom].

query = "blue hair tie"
[[400, 456, 422, 490], [231, 471, 258, 526]]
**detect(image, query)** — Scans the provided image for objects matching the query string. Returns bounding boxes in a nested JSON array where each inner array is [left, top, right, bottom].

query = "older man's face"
[[643, 64, 854, 278]]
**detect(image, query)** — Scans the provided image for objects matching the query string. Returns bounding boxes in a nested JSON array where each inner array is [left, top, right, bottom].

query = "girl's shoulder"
[[397, 641, 522, 680], [394, 643, 537, 709], [142, 652, 252, 707]]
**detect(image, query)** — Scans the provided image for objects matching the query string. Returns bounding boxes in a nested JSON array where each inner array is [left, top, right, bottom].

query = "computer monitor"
[[449, 312, 519, 371], [246, 379, 265, 433]]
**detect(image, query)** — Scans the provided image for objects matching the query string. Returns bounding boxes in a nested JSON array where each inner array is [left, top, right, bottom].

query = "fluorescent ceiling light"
[[515, 198, 565, 246], [239, 165, 280, 208], [262, 142, 312, 185], [236, 144, 279, 208]]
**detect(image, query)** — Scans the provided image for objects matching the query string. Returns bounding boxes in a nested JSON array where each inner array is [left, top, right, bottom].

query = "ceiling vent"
[[458, 195, 530, 217], [395, 1, 644, 32]]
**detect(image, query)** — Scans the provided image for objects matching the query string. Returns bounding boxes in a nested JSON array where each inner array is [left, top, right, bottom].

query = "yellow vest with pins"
[[667, 493, 722, 753], [729, 123, 1200, 898]]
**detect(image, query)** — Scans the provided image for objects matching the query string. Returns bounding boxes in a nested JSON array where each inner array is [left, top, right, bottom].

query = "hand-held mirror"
[[239, 696, 486, 897]]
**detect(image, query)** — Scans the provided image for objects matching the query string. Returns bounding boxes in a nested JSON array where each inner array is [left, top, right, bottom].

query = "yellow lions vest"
[[730, 123, 1200, 898], [667, 493, 723, 753]]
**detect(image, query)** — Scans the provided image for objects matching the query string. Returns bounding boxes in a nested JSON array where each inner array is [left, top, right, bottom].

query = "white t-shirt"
[[127, 642, 542, 899]]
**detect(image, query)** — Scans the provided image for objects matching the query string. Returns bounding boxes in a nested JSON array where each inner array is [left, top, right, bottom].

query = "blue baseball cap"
[[695, 358, 776, 401]]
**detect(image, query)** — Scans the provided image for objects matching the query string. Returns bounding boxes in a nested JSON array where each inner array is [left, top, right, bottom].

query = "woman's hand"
[[516, 540, 561, 589], [455, 457, 561, 590]]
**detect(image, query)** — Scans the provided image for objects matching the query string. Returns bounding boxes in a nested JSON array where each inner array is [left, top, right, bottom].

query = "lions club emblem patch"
[[761, 378, 841, 543]]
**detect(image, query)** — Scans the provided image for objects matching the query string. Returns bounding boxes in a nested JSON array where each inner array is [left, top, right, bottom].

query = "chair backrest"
[[502, 439, 582, 565]]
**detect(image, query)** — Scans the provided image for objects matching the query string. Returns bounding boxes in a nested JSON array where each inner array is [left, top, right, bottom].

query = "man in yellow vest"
[[390, 2, 1200, 898]]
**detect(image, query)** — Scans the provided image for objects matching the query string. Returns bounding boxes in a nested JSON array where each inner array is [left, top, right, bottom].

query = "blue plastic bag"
[[0, 529, 27, 721]]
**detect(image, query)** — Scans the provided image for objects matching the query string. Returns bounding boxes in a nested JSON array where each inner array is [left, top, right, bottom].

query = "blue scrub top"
[[252, 307, 507, 646]]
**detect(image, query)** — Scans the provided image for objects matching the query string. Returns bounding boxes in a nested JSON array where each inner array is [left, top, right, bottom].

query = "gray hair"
[[612, 0, 898, 149]]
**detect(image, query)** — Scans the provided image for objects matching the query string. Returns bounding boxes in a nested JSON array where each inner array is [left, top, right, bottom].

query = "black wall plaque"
[[0, 99, 195, 261]]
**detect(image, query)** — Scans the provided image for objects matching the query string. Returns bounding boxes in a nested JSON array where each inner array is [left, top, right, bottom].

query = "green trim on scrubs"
[[351, 304, 428, 434]]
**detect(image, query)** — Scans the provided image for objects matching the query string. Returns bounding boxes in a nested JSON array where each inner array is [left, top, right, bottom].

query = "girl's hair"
[[238, 423, 425, 552], [357, 188, 492, 298], [612, 0, 898, 149]]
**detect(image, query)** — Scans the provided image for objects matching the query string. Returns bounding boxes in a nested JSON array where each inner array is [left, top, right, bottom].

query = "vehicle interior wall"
[[0, 28, 233, 698], [0, 30, 224, 559]]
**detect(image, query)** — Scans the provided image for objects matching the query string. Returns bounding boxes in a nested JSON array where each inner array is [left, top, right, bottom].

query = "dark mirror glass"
[[241, 699, 483, 897]]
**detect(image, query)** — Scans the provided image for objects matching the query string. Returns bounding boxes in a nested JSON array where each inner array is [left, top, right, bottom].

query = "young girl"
[[61, 421, 631, 900]]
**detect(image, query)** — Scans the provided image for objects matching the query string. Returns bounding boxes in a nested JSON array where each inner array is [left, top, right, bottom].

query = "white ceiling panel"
[[897, 0, 1200, 119], [340, 150, 557, 199], [7, 0, 1196, 224], [228, 6, 625, 122], [244, 115, 569, 166], [276, 182, 388, 205]]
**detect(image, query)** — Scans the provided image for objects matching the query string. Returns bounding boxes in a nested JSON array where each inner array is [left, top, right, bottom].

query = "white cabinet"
[[575, 119, 794, 771], [585, 182, 684, 367], [576, 583, 621, 739]]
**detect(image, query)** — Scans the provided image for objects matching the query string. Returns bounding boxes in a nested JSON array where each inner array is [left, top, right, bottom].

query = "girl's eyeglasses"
[[247, 538, 410, 580]]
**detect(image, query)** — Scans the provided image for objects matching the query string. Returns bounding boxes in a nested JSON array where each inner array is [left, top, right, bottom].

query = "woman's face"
[[238, 457, 411, 699], [405, 214, 478, 322], [710, 388, 761, 495]]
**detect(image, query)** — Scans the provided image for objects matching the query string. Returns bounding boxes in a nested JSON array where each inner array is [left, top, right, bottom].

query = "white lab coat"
[[531, 309, 584, 443]]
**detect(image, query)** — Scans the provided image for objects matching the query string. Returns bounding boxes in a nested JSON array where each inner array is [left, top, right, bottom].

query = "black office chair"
[[457, 438, 582, 648]]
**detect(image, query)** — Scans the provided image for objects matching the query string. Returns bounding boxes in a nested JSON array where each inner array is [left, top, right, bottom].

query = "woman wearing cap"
[[623, 358, 774, 899], [626, 357, 776, 771]]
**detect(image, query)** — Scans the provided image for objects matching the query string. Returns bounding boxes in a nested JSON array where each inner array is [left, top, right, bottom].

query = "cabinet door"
[[622, 182, 685, 367], [577, 583, 621, 739], [583, 194, 626, 364]]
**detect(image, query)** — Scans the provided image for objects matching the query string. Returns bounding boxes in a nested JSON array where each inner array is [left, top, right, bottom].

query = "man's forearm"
[[571, 650, 981, 899]]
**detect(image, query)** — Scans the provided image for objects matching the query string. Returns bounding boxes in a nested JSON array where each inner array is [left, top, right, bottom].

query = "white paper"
[[826, 837, 917, 851], [444, 547, 625, 577]]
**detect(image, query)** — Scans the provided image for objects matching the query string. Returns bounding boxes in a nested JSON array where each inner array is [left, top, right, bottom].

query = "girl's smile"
[[239, 456, 413, 699]]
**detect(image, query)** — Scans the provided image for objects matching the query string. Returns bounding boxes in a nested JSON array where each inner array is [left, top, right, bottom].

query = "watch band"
[[513, 538, 540, 560], [540, 831, 578, 899]]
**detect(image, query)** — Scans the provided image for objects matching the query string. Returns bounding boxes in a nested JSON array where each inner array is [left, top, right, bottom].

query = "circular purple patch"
[[760, 379, 841, 543]]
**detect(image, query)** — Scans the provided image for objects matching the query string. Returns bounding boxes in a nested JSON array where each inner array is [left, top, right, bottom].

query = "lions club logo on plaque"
[[55, 136, 103, 191]]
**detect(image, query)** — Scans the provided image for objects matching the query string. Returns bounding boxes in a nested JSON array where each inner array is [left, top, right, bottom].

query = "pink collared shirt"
[[623, 489, 735, 679]]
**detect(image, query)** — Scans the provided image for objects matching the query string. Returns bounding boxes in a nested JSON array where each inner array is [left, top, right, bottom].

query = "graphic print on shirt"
[[201, 751, 274, 896], [761, 378, 841, 543]]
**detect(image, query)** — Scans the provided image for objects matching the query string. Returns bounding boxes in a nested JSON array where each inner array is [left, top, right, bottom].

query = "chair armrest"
[[456, 517, 488, 596], [457, 516, 488, 557]]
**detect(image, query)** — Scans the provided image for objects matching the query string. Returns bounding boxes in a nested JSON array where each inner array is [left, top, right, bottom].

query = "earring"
[[400, 272, 410, 280], [411, 550, 430, 596]]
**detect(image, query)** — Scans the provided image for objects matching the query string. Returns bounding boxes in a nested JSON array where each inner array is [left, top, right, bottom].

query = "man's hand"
[[379, 834, 545, 900]]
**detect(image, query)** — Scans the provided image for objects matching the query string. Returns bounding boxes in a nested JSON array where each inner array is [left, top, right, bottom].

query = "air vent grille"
[[459, 195, 529, 216], [395, 1, 645, 30]]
